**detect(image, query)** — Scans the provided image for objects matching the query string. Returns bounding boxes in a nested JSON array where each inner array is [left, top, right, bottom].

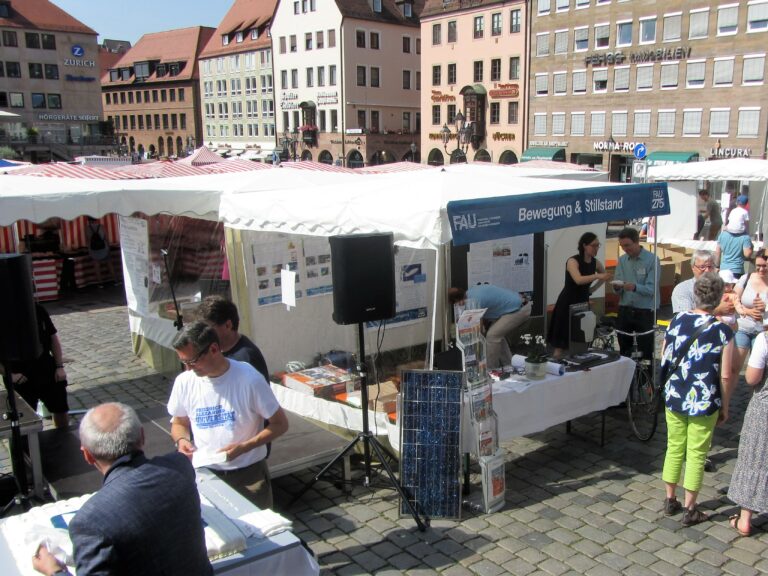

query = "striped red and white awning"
[[280, 161, 354, 173], [7, 163, 136, 179], [111, 161, 207, 178], [356, 162, 435, 174], [177, 146, 225, 167], [203, 159, 274, 174]]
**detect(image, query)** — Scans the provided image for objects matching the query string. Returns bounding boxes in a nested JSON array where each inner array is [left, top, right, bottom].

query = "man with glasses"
[[672, 250, 735, 317], [168, 321, 288, 509], [613, 227, 660, 360]]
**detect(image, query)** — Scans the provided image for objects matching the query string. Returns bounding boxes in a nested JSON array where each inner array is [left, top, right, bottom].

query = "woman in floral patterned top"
[[660, 272, 735, 527]]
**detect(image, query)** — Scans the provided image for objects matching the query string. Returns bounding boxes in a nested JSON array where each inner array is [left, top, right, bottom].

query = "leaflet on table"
[[468, 236, 534, 294]]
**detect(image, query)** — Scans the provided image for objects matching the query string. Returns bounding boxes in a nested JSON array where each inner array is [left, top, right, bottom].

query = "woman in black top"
[[547, 232, 610, 359]]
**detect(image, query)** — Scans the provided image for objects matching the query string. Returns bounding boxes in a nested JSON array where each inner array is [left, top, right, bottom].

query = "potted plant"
[[299, 124, 318, 144], [520, 334, 548, 380]]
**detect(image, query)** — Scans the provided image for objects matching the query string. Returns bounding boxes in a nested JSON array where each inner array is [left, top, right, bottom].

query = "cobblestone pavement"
[[3, 286, 767, 575]]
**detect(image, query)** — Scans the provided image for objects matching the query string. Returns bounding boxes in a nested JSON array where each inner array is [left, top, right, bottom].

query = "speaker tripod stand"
[[0, 366, 31, 518], [290, 322, 428, 531]]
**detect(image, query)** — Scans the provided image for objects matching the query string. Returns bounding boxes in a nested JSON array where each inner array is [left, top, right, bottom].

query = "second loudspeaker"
[[330, 233, 396, 325]]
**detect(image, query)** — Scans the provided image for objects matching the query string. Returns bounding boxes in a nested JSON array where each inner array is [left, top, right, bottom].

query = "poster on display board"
[[252, 239, 301, 306], [302, 237, 334, 297], [367, 249, 430, 328], [119, 216, 149, 315], [468, 236, 534, 294]]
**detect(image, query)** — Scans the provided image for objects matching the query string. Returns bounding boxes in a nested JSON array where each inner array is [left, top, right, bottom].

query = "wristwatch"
[[174, 437, 191, 448]]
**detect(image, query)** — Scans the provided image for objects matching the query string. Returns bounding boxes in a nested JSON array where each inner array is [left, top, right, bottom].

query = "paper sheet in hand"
[[192, 449, 227, 469]]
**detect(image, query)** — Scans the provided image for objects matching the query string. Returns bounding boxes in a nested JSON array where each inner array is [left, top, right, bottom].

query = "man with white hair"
[[671, 250, 735, 317], [32, 402, 212, 576]]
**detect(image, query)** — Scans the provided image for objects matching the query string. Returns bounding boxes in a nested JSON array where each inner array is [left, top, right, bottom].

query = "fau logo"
[[452, 213, 477, 230]]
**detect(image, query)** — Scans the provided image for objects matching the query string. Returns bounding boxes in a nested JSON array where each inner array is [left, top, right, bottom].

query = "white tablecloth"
[[273, 356, 635, 455]]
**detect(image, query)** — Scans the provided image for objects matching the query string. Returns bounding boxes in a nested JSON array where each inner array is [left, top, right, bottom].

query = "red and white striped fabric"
[[280, 161, 354, 173], [203, 159, 273, 174], [32, 258, 60, 301], [0, 226, 17, 253], [178, 146, 225, 166], [111, 161, 207, 178], [356, 162, 435, 174], [59, 214, 120, 251], [7, 163, 135, 179], [16, 220, 39, 239], [181, 249, 225, 278]]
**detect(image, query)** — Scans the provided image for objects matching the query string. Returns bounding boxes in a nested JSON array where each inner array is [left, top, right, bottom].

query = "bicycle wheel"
[[626, 364, 659, 441]]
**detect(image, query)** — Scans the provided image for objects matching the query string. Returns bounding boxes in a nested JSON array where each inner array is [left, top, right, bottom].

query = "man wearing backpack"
[[87, 217, 116, 287]]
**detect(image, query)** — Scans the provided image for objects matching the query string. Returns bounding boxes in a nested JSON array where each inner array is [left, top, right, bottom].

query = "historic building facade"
[[101, 26, 214, 159], [527, 0, 768, 180], [0, 0, 110, 161], [420, 0, 528, 165], [271, 0, 424, 166], [198, 0, 277, 160]]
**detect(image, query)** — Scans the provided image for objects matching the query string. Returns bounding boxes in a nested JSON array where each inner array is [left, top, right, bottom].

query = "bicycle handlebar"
[[596, 325, 659, 338]]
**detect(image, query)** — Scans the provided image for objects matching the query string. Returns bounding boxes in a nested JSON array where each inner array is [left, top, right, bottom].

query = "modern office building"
[[420, 0, 528, 165], [198, 0, 278, 161], [527, 0, 768, 180], [101, 26, 214, 159], [0, 0, 111, 161], [271, 0, 424, 166]]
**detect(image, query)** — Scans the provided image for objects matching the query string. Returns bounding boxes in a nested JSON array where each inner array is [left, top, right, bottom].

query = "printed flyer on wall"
[[367, 249, 430, 328], [468, 236, 534, 294], [252, 239, 300, 306], [119, 216, 149, 315], [302, 237, 334, 297]]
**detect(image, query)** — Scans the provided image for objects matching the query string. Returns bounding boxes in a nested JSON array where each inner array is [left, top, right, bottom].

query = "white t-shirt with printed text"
[[168, 359, 280, 470]]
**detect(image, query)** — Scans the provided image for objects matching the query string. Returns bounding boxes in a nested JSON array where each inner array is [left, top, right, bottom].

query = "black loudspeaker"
[[0, 254, 42, 362], [330, 233, 396, 325]]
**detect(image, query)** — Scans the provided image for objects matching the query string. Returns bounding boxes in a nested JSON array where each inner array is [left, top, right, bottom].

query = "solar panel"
[[399, 369, 464, 519]]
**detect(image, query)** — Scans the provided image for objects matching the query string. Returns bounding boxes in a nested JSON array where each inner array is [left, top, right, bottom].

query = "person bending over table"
[[612, 227, 660, 360], [547, 231, 610, 359], [449, 284, 532, 371], [33, 402, 212, 576], [169, 321, 288, 510]]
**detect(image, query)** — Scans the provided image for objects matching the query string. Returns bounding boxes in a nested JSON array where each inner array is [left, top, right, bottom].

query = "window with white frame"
[[660, 63, 679, 87], [748, 1, 768, 31], [590, 111, 605, 136], [657, 110, 676, 135], [571, 112, 585, 135], [536, 73, 549, 95], [593, 68, 608, 92], [689, 9, 709, 39], [576, 0, 589, 7], [572, 69, 587, 93], [743, 54, 765, 84], [555, 30, 568, 53], [713, 57, 735, 85], [318, 66, 325, 86], [634, 110, 651, 135], [538, 0, 551, 15], [534, 113, 547, 135], [537, 33, 550, 56], [594, 24, 609, 48], [554, 72, 567, 94], [709, 108, 730, 135], [738, 107, 760, 136], [574, 27, 589, 51], [614, 66, 630, 91], [682, 109, 702, 135], [612, 111, 628, 136], [557, 0, 569, 12], [617, 21, 632, 46], [686, 60, 706, 87], [640, 17, 657, 43], [636, 64, 653, 89], [552, 113, 566, 135], [718, 4, 739, 35], [663, 13, 682, 41]]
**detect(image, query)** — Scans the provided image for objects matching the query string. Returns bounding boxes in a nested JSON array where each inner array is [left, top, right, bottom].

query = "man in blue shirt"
[[449, 284, 532, 370], [613, 227, 660, 360], [715, 229, 753, 279]]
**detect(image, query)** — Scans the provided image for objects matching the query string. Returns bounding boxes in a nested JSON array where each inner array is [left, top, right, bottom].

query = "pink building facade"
[[420, 0, 528, 165]]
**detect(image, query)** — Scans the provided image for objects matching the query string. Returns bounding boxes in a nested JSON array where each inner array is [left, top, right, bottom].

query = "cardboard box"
[[345, 380, 399, 413], [282, 365, 360, 399]]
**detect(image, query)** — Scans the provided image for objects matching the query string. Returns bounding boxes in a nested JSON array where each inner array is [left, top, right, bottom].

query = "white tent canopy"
[[647, 158, 768, 243]]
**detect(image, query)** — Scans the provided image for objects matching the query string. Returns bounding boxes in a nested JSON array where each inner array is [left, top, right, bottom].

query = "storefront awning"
[[645, 151, 699, 167], [521, 147, 566, 162]]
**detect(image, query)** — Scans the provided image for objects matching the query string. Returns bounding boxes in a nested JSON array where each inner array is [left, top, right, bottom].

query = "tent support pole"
[[543, 242, 549, 343]]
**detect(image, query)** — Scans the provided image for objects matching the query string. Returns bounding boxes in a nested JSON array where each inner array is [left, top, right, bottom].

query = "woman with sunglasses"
[[732, 249, 768, 380], [547, 231, 610, 359]]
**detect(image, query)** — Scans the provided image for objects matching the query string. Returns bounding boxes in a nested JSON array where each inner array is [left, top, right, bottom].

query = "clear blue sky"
[[51, 0, 233, 44]]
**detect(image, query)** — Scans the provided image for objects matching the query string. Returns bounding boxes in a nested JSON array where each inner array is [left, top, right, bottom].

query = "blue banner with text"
[[447, 182, 669, 245]]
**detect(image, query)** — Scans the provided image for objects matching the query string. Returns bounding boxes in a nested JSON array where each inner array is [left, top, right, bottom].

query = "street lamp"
[[441, 111, 470, 163], [280, 129, 299, 161], [607, 136, 616, 181], [410, 142, 417, 163]]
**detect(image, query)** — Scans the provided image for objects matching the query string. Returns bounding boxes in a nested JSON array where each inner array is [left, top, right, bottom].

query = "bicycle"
[[592, 318, 661, 441]]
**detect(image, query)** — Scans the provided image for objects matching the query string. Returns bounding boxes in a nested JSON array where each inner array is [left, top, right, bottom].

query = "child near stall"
[[718, 269, 739, 328]]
